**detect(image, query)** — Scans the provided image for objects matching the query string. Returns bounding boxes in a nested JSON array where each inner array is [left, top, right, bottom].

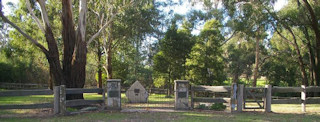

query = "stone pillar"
[[106, 79, 121, 110], [174, 80, 189, 110]]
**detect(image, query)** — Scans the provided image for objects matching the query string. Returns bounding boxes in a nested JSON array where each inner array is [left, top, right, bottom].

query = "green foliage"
[[260, 55, 300, 86], [197, 104, 206, 109], [209, 103, 226, 111], [153, 21, 194, 88], [95, 73, 108, 85], [186, 19, 226, 85], [153, 75, 167, 88]]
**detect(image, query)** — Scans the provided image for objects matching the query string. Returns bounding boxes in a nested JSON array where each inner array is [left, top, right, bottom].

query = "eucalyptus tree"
[[87, 0, 160, 89], [263, 1, 311, 86], [186, 19, 226, 85], [301, 1, 320, 86], [0, 0, 126, 99], [189, 0, 273, 86], [153, 20, 194, 91]]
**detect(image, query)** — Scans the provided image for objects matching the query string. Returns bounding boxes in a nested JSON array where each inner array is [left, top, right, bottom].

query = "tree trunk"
[[97, 41, 103, 89], [308, 42, 315, 86], [68, 41, 87, 100], [48, 69, 54, 90], [252, 36, 260, 87], [106, 22, 113, 79], [304, 27, 316, 86], [286, 27, 308, 86], [107, 39, 113, 79], [61, 0, 76, 86], [233, 71, 239, 83], [303, 0, 320, 86]]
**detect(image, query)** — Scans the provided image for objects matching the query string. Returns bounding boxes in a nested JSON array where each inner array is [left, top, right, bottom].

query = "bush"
[[210, 103, 226, 111], [197, 104, 207, 109]]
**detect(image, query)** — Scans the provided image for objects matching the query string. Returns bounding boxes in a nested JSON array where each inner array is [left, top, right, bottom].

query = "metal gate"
[[122, 88, 175, 109], [243, 87, 266, 109]]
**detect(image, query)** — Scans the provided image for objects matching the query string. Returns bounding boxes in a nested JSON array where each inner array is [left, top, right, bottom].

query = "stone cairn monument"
[[125, 81, 149, 103]]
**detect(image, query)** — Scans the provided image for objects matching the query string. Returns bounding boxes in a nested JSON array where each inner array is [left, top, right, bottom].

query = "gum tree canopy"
[[0, 0, 134, 99]]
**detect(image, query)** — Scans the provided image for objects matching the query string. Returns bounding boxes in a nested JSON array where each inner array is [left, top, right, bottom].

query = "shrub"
[[210, 103, 226, 111], [197, 104, 207, 109]]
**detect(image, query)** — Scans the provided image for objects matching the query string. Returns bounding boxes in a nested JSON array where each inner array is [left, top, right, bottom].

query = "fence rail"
[[190, 84, 320, 113], [192, 85, 231, 92], [0, 82, 48, 89], [0, 85, 105, 115], [190, 84, 236, 112], [0, 89, 54, 110], [0, 89, 53, 96], [66, 88, 103, 94]]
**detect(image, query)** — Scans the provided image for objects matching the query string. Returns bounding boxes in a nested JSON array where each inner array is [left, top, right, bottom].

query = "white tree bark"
[[25, 0, 45, 33], [86, 0, 135, 46], [38, 0, 52, 28], [77, 0, 87, 42], [87, 14, 116, 46]]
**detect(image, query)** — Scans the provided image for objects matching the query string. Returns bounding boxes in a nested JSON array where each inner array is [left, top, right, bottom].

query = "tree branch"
[[271, 23, 294, 46], [86, 1, 135, 46], [222, 31, 236, 45], [0, 11, 49, 55], [37, 0, 52, 28], [87, 14, 116, 46], [25, 0, 45, 33]]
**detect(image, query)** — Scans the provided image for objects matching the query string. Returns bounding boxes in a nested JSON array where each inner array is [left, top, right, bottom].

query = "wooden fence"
[[272, 85, 320, 112], [0, 89, 54, 109], [0, 82, 48, 89], [0, 85, 105, 115], [190, 84, 320, 113], [190, 84, 237, 112]]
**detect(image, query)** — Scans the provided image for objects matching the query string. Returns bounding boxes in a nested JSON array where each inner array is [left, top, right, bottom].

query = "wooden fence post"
[[102, 88, 106, 110], [237, 84, 244, 112], [53, 86, 60, 114], [230, 83, 236, 113], [265, 85, 272, 113], [60, 85, 66, 115], [301, 85, 306, 113], [191, 85, 194, 109]]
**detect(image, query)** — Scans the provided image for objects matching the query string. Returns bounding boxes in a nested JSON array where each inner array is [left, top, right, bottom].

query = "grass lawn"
[[1, 90, 320, 121], [0, 111, 320, 122]]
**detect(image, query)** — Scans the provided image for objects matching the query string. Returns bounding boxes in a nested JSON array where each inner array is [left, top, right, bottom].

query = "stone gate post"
[[174, 80, 189, 110], [106, 79, 121, 110]]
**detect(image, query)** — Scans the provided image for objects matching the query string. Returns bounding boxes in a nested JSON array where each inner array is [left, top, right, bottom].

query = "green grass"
[[1, 91, 320, 121], [223, 78, 267, 87], [0, 111, 320, 122]]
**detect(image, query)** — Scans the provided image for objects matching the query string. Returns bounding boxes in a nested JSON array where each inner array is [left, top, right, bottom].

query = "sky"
[[1, 0, 288, 36], [2, 0, 288, 15]]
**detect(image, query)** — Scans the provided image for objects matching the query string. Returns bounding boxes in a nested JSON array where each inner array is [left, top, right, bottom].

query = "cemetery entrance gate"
[[121, 81, 175, 109]]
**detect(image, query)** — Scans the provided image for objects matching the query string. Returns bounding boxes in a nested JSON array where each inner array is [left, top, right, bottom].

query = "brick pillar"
[[106, 79, 121, 110], [174, 80, 189, 110]]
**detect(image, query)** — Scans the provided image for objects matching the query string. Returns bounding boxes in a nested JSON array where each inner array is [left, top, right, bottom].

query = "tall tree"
[[301, 0, 320, 86], [186, 19, 226, 85], [0, 0, 116, 99], [153, 20, 194, 93]]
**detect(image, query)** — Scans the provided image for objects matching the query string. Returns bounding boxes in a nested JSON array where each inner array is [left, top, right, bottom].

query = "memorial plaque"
[[110, 83, 118, 90], [125, 81, 148, 103], [178, 92, 187, 98], [109, 91, 119, 97]]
